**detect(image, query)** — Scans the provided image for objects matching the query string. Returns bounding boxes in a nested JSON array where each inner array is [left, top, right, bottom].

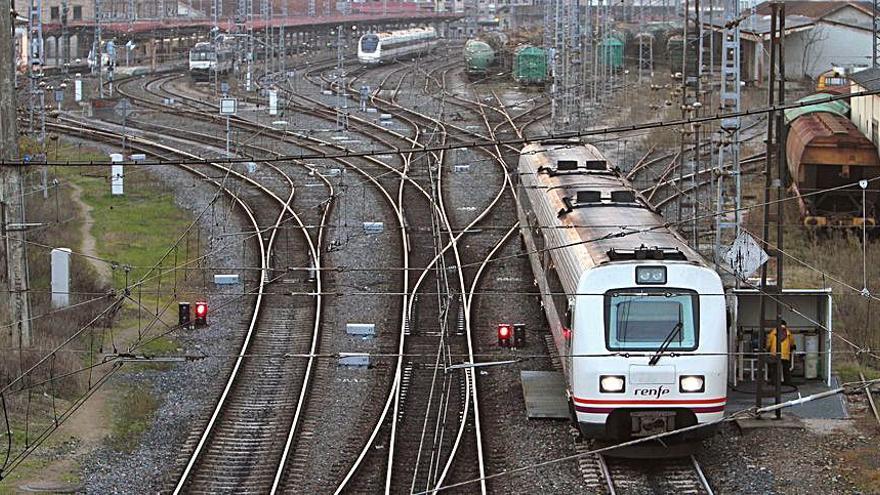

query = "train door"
[[564, 298, 575, 373]]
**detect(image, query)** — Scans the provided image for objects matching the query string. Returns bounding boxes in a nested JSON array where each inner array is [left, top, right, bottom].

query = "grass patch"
[[0, 418, 79, 494], [107, 385, 158, 453], [835, 362, 880, 383], [55, 163, 194, 285], [138, 336, 179, 356]]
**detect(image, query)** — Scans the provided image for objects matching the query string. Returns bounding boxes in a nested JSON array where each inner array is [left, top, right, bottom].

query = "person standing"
[[766, 319, 795, 386]]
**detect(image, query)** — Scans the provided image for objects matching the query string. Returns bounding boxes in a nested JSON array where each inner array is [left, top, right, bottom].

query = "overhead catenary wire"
[[8, 88, 880, 167], [4, 172, 880, 337], [409, 376, 880, 495]]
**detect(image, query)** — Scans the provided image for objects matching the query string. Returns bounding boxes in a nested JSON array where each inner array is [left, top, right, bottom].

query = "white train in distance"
[[517, 139, 728, 448], [189, 40, 235, 82], [357, 27, 439, 65]]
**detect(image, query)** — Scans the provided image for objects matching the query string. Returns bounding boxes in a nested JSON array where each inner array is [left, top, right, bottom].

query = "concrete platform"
[[520, 371, 569, 419], [727, 376, 849, 420], [735, 414, 805, 433]]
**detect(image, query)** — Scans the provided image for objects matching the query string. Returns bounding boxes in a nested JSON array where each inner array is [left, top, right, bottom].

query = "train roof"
[[784, 93, 850, 123], [372, 26, 436, 41], [787, 112, 880, 168], [519, 141, 706, 268]]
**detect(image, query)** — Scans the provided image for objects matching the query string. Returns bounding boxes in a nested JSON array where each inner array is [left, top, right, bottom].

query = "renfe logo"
[[634, 386, 671, 399]]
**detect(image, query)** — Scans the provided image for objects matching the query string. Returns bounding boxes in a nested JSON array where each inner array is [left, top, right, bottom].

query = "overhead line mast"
[[714, 0, 743, 265]]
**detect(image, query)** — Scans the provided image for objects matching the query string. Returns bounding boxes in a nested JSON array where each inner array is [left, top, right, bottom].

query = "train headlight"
[[679, 375, 705, 393], [635, 266, 666, 285], [599, 375, 626, 393]]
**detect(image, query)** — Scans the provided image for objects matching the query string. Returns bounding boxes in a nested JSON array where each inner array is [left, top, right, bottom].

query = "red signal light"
[[497, 324, 512, 347], [194, 301, 208, 326]]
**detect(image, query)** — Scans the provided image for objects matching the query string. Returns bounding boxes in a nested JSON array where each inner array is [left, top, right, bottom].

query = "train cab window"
[[361, 35, 380, 53], [604, 289, 699, 351]]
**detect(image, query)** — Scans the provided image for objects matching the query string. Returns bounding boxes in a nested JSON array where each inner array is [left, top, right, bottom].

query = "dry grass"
[[740, 147, 880, 371], [1, 138, 200, 478]]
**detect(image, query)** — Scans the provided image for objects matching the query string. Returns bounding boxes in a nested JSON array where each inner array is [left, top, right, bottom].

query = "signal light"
[[513, 324, 526, 348], [178, 302, 191, 328], [497, 324, 513, 347], [194, 301, 208, 327]]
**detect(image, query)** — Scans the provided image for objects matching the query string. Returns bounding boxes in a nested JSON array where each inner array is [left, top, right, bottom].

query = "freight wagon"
[[512, 45, 547, 85], [464, 39, 495, 79], [785, 95, 880, 229]]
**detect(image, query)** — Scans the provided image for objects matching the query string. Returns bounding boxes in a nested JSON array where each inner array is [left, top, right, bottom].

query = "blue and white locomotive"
[[357, 27, 439, 65], [517, 140, 727, 444]]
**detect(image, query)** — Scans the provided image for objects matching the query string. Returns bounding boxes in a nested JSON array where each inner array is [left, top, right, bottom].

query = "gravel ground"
[[69, 52, 880, 495], [81, 162, 253, 494], [433, 66, 586, 492], [701, 396, 880, 495]]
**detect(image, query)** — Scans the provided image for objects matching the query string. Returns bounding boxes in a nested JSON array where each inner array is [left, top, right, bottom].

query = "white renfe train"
[[357, 27, 439, 65], [189, 41, 234, 82], [517, 140, 727, 445]]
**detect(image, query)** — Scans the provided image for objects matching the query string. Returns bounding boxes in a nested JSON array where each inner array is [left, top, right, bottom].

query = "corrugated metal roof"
[[850, 67, 880, 92], [755, 1, 872, 19]]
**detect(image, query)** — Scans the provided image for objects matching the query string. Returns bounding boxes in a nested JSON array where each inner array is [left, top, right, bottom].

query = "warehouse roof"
[[754, 1, 872, 19], [850, 67, 880, 92]]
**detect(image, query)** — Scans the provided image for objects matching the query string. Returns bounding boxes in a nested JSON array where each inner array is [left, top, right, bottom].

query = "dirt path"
[[3, 183, 119, 493], [68, 182, 113, 286]]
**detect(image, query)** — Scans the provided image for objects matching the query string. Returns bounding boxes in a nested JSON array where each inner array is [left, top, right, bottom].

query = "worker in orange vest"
[[766, 319, 796, 386]]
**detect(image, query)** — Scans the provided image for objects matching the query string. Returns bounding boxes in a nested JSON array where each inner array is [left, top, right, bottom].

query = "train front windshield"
[[190, 51, 215, 62], [604, 290, 698, 351], [360, 35, 380, 53]]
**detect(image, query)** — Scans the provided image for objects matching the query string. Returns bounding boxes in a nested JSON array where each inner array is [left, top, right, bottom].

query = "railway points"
[[3, 3, 880, 494]]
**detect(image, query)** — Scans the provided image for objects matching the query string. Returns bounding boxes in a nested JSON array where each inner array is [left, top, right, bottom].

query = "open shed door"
[[730, 288, 833, 387]]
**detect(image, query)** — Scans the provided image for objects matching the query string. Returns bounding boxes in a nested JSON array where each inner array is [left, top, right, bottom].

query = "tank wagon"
[[512, 45, 547, 85], [464, 39, 495, 79], [518, 139, 728, 446]]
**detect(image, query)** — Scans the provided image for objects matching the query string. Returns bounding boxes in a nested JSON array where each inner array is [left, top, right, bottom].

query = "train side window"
[[564, 305, 573, 328]]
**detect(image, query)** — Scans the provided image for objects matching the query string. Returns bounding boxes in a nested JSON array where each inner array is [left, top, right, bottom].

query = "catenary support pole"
[[0, 0, 33, 348], [774, 1, 786, 419]]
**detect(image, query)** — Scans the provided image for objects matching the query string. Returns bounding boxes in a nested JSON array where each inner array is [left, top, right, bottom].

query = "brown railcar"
[[786, 112, 880, 228]]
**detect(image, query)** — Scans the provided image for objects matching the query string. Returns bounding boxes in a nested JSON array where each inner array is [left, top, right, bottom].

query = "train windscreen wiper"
[[648, 321, 683, 366]]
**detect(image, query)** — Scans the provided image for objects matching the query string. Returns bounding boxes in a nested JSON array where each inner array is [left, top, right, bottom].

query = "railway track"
[[61, 72, 344, 491], [593, 454, 714, 495], [292, 55, 537, 493], [47, 115, 331, 492], [57, 48, 744, 493]]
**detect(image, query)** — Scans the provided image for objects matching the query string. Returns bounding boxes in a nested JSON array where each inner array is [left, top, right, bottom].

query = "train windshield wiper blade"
[[648, 321, 683, 366]]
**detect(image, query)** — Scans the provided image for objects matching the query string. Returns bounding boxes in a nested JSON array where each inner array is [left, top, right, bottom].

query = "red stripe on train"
[[573, 397, 726, 406], [575, 404, 726, 414]]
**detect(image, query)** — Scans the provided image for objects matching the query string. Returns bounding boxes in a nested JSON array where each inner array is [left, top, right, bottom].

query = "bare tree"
[[801, 24, 828, 80]]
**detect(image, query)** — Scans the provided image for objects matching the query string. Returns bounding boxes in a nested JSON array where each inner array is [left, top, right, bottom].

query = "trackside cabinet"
[[729, 288, 833, 387]]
